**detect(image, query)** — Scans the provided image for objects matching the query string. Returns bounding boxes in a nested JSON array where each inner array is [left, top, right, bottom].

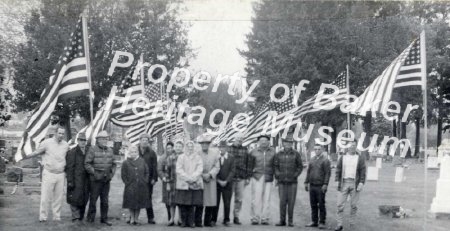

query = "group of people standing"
[[26, 126, 366, 231]]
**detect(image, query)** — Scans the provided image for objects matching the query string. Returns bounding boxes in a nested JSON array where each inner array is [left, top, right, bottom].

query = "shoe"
[[39, 219, 47, 223], [335, 226, 343, 231], [148, 219, 156, 224], [276, 222, 286, 226], [168, 221, 175, 226], [190, 224, 196, 228], [288, 222, 294, 227], [181, 223, 188, 227], [233, 217, 241, 225], [101, 220, 112, 226], [261, 221, 269, 225], [251, 221, 259, 225], [196, 223, 203, 227], [318, 223, 326, 229], [204, 223, 212, 227], [211, 221, 216, 227], [223, 221, 230, 226], [132, 221, 141, 226], [306, 222, 318, 227]]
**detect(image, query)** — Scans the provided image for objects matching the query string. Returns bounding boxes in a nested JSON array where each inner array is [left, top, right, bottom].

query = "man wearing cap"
[[249, 134, 275, 225], [211, 141, 235, 226], [273, 135, 303, 227], [65, 133, 89, 223], [305, 144, 331, 229], [85, 130, 116, 226], [197, 134, 220, 227], [26, 127, 69, 222], [229, 133, 254, 225], [137, 133, 158, 224]]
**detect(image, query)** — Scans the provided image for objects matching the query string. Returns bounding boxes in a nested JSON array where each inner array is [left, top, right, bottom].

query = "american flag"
[[292, 71, 348, 118], [352, 31, 426, 114], [110, 63, 166, 127], [16, 18, 91, 161], [242, 102, 271, 146], [162, 118, 184, 141], [212, 110, 255, 145]]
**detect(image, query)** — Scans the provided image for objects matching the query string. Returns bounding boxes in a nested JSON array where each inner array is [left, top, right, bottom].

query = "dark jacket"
[[228, 145, 254, 180], [139, 145, 158, 183], [217, 152, 235, 184], [304, 154, 331, 186], [85, 145, 116, 182], [65, 145, 89, 206], [335, 153, 366, 190], [121, 157, 151, 209], [273, 148, 303, 183], [250, 146, 276, 182]]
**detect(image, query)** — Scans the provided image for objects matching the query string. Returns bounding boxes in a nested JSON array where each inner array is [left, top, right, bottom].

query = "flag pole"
[[346, 64, 351, 131], [139, 54, 147, 128], [82, 11, 94, 123], [420, 30, 428, 230]]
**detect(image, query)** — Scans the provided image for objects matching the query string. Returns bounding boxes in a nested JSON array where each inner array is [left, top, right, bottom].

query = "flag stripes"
[[353, 32, 425, 114], [15, 18, 91, 161]]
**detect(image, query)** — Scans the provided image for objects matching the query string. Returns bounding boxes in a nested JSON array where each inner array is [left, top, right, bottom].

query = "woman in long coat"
[[65, 134, 89, 222], [175, 141, 203, 228], [121, 145, 150, 225], [158, 141, 179, 225]]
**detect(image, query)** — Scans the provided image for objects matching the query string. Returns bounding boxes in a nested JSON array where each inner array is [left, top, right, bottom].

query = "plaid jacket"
[[228, 144, 254, 180]]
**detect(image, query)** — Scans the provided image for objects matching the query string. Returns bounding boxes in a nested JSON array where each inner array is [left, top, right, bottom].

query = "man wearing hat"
[[85, 130, 116, 226], [273, 135, 303, 227], [249, 134, 276, 225], [211, 141, 235, 226], [65, 133, 89, 223], [137, 133, 158, 224], [197, 133, 220, 227]]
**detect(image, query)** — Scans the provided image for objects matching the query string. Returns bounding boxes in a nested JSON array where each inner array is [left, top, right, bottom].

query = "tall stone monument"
[[430, 137, 450, 215]]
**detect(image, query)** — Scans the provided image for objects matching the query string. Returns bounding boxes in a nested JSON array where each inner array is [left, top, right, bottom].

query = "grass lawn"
[[0, 159, 449, 231]]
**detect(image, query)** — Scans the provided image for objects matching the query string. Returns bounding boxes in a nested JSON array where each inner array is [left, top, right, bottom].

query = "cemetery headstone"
[[427, 156, 439, 169], [395, 167, 405, 183], [367, 166, 379, 181], [430, 155, 450, 214], [376, 157, 382, 169]]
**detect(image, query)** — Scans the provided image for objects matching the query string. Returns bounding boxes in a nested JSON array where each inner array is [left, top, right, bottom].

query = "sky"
[[181, 0, 255, 77]]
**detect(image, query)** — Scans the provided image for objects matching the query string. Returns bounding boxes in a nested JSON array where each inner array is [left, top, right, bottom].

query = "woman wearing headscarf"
[[121, 145, 150, 225], [175, 141, 203, 228]]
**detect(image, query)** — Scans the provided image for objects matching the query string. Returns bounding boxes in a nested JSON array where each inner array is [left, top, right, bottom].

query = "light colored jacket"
[[201, 148, 220, 206], [176, 153, 203, 190]]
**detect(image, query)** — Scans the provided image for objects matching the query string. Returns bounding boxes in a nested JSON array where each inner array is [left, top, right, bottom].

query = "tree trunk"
[[414, 117, 420, 158], [437, 108, 443, 148], [330, 125, 337, 154], [392, 119, 397, 137], [362, 111, 372, 159]]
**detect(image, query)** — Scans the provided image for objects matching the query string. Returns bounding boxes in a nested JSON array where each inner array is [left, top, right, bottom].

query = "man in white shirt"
[[334, 140, 366, 231], [25, 127, 69, 222]]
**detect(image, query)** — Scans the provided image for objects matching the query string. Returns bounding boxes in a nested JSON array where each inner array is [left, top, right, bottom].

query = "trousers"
[[336, 179, 360, 226], [309, 184, 326, 224], [146, 184, 154, 221], [278, 183, 297, 223], [232, 180, 245, 219], [250, 177, 272, 223], [212, 183, 233, 223], [87, 180, 110, 221], [39, 169, 65, 221]]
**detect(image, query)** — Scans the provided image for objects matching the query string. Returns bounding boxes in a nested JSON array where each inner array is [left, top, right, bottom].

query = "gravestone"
[[376, 157, 382, 169], [427, 156, 439, 169], [394, 167, 405, 183], [430, 155, 450, 214], [367, 167, 379, 181]]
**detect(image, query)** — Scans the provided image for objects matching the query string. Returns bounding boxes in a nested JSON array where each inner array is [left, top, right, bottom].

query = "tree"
[[11, 0, 192, 138]]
